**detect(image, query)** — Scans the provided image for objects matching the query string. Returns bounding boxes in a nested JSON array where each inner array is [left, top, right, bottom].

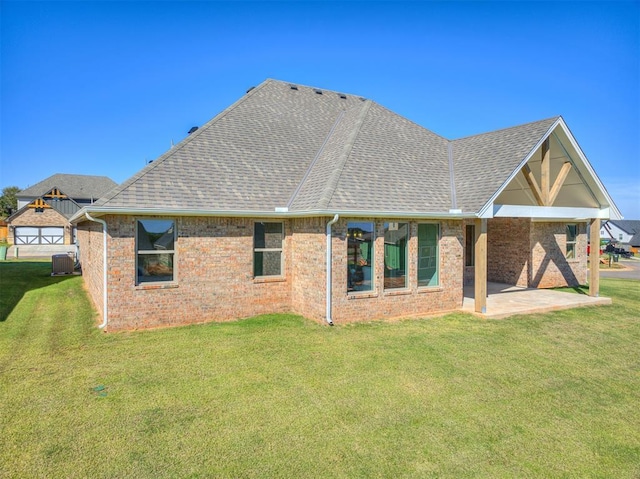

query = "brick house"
[[70, 79, 621, 330], [7, 174, 117, 249]]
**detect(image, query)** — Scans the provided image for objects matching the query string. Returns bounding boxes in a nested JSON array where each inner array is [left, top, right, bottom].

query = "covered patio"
[[466, 118, 622, 316], [462, 282, 612, 319]]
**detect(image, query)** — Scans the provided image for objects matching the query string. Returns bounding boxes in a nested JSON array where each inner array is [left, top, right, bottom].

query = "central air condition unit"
[[52, 254, 74, 275]]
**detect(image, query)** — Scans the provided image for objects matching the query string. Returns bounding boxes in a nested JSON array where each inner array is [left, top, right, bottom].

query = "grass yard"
[[1, 261, 639, 478]]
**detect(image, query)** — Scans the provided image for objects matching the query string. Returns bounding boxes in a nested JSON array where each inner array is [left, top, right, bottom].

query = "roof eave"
[[70, 206, 476, 223]]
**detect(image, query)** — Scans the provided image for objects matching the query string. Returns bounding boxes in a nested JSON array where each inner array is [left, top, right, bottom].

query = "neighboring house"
[[601, 220, 640, 253], [70, 79, 621, 331], [7, 174, 117, 248]]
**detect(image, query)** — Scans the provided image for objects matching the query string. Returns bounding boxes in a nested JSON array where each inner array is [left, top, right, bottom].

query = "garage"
[[14, 226, 64, 245]]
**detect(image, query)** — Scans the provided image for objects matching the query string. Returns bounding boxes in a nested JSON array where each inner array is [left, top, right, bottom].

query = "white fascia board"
[[554, 118, 623, 220], [70, 206, 475, 223], [477, 118, 562, 218], [493, 204, 611, 220]]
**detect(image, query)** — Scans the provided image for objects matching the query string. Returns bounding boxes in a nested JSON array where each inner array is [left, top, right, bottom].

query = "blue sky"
[[2, 1, 639, 217]]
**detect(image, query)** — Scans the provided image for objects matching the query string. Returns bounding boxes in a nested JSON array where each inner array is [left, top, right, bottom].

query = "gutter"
[[325, 214, 340, 326], [84, 212, 108, 329], [70, 206, 473, 224]]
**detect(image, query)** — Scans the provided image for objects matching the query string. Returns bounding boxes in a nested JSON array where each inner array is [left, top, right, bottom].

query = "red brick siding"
[[485, 219, 587, 288], [76, 221, 105, 321], [97, 216, 292, 330], [487, 218, 531, 287], [530, 221, 587, 288], [330, 219, 464, 323], [290, 217, 327, 322], [77, 214, 586, 330]]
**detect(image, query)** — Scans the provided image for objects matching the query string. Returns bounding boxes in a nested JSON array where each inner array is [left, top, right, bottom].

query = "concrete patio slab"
[[463, 282, 612, 319]]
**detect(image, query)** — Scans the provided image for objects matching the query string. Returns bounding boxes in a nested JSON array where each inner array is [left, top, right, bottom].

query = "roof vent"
[[246, 86, 255, 93], [314, 89, 323, 95], [289, 84, 298, 90], [188, 126, 198, 134], [359, 97, 366, 101], [338, 93, 347, 99]]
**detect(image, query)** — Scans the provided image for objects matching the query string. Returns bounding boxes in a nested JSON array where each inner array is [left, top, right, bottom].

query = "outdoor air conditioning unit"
[[52, 254, 74, 275]]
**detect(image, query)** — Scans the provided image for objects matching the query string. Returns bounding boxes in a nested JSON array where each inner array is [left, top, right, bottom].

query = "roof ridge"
[[452, 116, 561, 142], [317, 100, 373, 210], [267, 78, 364, 99], [99, 80, 271, 206]]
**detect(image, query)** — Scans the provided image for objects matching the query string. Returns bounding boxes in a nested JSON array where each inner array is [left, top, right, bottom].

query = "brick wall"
[[486, 218, 587, 288], [96, 215, 293, 330], [487, 218, 531, 287], [76, 221, 104, 320], [530, 221, 587, 288], [76, 214, 586, 331], [290, 217, 327, 322], [330, 218, 464, 323], [76, 215, 467, 330]]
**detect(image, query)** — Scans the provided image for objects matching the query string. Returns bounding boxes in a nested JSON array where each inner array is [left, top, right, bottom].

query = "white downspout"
[[85, 212, 108, 329], [325, 214, 339, 326]]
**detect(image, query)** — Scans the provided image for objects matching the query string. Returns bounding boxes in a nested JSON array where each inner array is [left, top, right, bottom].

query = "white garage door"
[[15, 227, 64, 245]]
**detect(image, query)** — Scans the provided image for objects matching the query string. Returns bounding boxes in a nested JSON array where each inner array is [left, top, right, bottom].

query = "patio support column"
[[589, 218, 600, 297], [474, 218, 488, 313]]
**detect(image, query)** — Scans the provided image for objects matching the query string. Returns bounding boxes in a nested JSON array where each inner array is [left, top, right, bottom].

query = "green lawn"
[[1, 261, 639, 478]]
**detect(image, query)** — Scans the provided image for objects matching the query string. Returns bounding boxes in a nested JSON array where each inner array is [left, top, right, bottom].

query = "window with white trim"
[[136, 219, 175, 284], [254, 222, 284, 277]]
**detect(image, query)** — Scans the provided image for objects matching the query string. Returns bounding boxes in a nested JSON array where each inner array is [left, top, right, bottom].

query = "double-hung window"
[[566, 224, 577, 259], [254, 222, 284, 277], [136, 219, 175, 284], [417, 223, 439, 287]]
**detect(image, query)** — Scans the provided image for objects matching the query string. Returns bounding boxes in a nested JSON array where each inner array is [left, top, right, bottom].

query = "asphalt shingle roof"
[[609, 220, 640, 235], [452, 117, 558, 213], [96, 79, 560, 215], [19, 174, 118, 201]]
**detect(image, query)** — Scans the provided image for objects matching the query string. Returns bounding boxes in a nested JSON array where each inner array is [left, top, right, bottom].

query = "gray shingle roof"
[[608, 220, 640, 235], [452, 117, 559, 213], [19, 174, 118, 201], [96, 79, 559, 215]]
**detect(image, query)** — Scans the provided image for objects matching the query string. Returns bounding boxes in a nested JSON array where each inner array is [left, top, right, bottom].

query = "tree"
[[0, 186, 21, 218]]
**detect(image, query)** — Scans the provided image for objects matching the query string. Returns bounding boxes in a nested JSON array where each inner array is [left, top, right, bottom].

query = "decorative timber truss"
[[28, 198, 51, 209], [43, 188, 68, 200], [521, 138, 572, 207]]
